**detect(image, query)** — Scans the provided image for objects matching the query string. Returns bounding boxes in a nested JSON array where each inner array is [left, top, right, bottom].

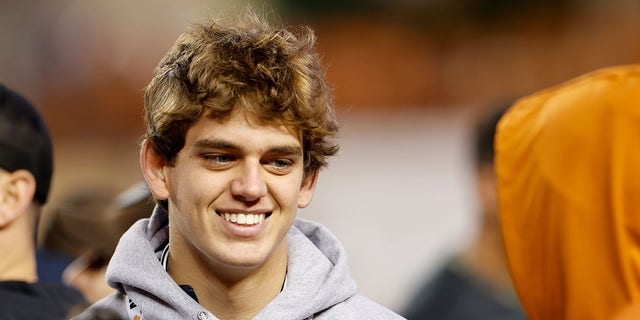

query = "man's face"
[[153, 110, 317, 270]]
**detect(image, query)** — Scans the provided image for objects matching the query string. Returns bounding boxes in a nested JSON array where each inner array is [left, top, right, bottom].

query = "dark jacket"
[[0, 280, 86, 319]]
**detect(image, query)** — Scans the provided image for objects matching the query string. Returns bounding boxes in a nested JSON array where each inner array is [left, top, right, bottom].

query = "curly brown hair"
[[143, 10, 338, 176]]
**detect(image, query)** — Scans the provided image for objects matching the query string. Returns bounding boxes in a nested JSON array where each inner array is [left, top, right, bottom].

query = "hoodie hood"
[[102, 206, 358, 320], [256, 218, 358, 319], [496, 65, 640, 320]]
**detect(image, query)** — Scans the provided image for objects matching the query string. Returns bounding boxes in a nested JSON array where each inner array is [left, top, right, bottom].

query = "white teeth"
[[222, 213, 265, 225]]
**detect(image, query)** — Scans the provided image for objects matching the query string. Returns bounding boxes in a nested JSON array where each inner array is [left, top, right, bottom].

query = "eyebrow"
[[267, 145, 303, 157], [194, 139, 240, 151], [193, 139, 303, 156]]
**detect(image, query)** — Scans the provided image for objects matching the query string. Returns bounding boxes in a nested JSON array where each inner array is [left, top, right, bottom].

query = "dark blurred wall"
[[277, 0, 640, 110], [2, 0, 639, 134]]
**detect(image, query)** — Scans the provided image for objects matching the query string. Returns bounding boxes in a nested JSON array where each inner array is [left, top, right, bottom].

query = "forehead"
[[186, 110, 302, 145]]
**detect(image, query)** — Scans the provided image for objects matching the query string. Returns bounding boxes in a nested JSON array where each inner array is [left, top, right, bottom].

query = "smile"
[[219, 212, 270, 225]]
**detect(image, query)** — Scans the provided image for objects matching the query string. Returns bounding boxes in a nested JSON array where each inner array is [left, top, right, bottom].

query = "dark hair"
[[0, 83, 53, 204], [474, 101, 511, 167]]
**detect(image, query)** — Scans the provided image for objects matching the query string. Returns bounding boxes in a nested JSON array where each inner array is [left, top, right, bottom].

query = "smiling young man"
[[76, 10, 402, 320]]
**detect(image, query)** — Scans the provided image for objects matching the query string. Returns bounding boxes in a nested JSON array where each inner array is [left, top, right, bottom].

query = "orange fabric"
[[496, 65, 640, 320]]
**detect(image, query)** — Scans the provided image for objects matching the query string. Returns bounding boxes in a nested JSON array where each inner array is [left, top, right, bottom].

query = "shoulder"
[[0, 281, 86, 319], [317, 295, 406, 320]]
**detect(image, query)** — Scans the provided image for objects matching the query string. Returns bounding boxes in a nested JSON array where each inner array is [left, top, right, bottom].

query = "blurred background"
[[1, 0, 639, 313]]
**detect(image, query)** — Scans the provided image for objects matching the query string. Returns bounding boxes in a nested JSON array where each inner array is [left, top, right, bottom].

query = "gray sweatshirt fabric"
[[75, 207, 404, 320]]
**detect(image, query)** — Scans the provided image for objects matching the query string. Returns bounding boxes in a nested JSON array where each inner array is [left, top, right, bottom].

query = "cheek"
[[167, 167, 206, 207], [181, 177, 218, 204], [271, 176, 305, 209]]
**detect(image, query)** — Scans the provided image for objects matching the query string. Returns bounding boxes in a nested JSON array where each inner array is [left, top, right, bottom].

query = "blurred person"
[[46, 181, 155, 318], [0, 83, 86, 318], [76, 9, 402, 320], [402, 104, 525, 319], [38, 184, 117, 286], [63, 181, 154, 303], [40, 181, 154, 305], [40, 185, 116, 261], [496, 65, 640, 319]]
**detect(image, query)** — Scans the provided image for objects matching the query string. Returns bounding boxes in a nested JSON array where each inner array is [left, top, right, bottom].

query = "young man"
[[0, 83, 86, 318], [78, 11, 402, 320]]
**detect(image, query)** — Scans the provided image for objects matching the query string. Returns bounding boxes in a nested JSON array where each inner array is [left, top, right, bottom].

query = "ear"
[[297, 170, 319, 208], [0, 170, 36, 228], [140, 139, 170, 201]]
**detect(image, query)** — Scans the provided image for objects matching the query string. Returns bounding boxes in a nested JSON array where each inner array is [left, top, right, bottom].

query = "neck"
[[168, 240, 288, 320], [461, 220, 512, 292], [0, 217, 37, 282]]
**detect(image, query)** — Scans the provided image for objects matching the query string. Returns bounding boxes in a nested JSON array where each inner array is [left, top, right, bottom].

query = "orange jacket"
[[496, 65, 640, 320]]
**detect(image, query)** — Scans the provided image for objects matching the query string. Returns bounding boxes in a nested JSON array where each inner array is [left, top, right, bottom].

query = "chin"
[[217, 255, 270, 270]]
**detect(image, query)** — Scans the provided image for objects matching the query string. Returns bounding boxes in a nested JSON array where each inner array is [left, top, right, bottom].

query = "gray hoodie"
[[76, 207, 403, 320]]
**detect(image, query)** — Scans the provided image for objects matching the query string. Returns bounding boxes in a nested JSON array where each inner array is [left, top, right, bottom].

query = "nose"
[[230, 162, 267, 202]]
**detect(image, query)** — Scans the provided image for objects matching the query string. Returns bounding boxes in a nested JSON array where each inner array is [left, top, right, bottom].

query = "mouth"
[[217, 211, 272, 226]]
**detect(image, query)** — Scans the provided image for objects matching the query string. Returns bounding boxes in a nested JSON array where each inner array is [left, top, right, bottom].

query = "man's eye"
[[204, 154, 234, 164], [269, 159, 294, 170], [274, 159, 292, 168]]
